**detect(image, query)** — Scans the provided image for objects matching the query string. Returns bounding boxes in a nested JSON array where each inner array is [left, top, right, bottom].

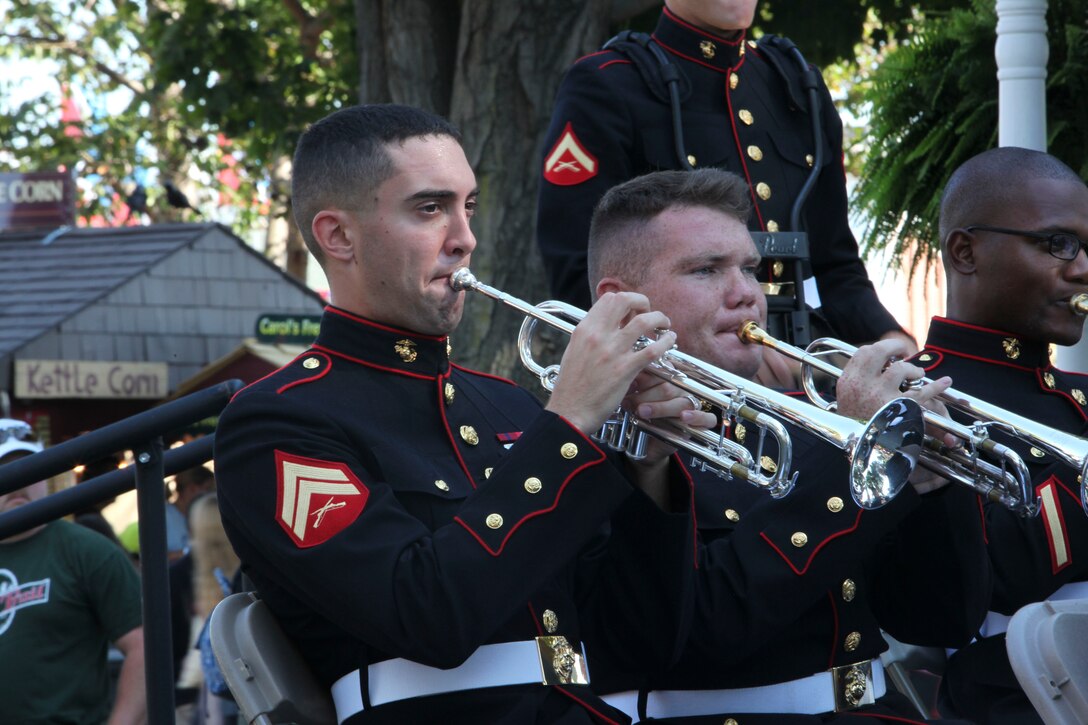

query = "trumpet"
[[450, 268, 926, 500], [737, 322, 1086, 517]]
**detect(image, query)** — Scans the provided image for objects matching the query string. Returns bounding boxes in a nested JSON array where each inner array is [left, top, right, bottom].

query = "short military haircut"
[[939, 147, 1085, 248], [291, 104, 463, 264], [587, 168, 752, 293]]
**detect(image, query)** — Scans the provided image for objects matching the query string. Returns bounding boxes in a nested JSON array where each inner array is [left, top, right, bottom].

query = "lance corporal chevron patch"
[[543, 123, 599, 186]]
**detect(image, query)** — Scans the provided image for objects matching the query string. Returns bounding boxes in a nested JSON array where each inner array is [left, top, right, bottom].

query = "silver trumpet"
[[450, 268, 925, 500], [737, 322, 1087, 517]]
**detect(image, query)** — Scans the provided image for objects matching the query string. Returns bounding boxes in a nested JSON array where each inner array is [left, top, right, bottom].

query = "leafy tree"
[[852, 0, 1088, 271]]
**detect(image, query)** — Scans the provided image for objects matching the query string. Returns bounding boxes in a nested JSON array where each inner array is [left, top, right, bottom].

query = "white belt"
[[330, 637, 589, 724], [602, 659, 886, 719], [978, 580, 1088, 638]]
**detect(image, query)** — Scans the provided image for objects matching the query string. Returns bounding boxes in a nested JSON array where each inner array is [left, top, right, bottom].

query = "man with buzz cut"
[[584, 167, 988, 724]]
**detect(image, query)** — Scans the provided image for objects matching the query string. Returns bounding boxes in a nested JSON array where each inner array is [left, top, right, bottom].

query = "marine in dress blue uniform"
[[215, 307, 697, 724], [536, 6, 902, 344], [914, 318, 1088, 725]]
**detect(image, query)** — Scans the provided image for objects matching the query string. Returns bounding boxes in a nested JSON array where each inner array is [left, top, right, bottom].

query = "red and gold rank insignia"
[[543, 122, 599, 186], [275, 450, 369, 548]]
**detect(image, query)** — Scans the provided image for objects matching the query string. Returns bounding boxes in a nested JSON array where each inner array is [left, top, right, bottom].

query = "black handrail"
[[0, 378, 241, 725]]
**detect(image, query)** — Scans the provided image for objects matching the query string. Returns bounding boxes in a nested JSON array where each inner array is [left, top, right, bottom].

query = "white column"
[[995, 0, 1048, 151]]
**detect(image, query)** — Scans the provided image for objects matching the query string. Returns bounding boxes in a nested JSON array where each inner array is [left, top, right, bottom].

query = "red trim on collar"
[[662, 6, 746, 46], [932, 316, 1018, 337], [312, 344, 437, 381], [655, 36, 749, 74], [324, 306, 448, 342], [924, 344, 1036, 373], [230, 349, 320, 401]]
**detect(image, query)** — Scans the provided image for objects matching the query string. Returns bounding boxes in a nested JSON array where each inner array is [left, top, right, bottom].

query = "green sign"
[[255, 314, 322, 345]]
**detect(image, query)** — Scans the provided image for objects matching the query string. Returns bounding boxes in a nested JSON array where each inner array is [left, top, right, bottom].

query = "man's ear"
[[944, 228, 977, 275], [312, 209, 356, 263], [595, 276, 632, 300]]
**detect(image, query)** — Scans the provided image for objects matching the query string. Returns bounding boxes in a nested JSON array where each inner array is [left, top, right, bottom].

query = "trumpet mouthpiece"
[[449, 268, 477, 291], [1071, 293, 1088, 316], [738, 321, 766, 344]]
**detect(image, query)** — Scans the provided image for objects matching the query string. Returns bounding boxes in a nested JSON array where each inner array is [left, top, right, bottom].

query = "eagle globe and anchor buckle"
[[831, 659, 877, 711], [534, 635, 590, 686]]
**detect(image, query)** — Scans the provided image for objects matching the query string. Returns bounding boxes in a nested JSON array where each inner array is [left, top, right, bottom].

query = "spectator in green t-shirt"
[[0, 419, 146, 724]]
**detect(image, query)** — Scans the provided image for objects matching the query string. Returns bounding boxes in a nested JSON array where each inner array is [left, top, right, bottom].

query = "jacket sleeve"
[[869, 485, 992, 647], [536, 55, 640, 310], [804, 71, 902, 344], [214, 389, 636, 669], [983, 464, 1088, 613]]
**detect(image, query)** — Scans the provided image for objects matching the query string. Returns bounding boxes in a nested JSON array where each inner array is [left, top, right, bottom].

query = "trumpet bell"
[[851, 398, 925, 509]]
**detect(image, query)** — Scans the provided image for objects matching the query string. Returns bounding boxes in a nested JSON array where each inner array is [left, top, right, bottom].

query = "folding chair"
[[1007, 598, 1088, 725], [208, 592, 337, 725]]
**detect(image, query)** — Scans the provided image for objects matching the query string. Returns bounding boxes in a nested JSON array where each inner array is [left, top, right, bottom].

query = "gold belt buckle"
[[831, 659, 876, 712], [535, 636, 590, 686]]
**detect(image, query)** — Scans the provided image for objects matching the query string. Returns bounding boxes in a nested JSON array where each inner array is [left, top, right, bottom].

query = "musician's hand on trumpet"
[[543, 291, 676, 436], [836, 339, 955, 495]]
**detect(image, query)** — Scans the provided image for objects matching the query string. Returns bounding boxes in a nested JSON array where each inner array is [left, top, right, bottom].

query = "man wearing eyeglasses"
[[911, 146, 1088, 724]]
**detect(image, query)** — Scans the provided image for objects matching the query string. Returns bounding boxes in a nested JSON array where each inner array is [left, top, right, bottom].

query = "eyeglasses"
[[965, 225, 1088, 262]]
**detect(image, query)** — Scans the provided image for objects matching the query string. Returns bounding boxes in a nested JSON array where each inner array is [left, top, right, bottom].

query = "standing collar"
[[925, 317, 1052, 369], [313, 306, 451, 378], [652, 6, 748, 71]]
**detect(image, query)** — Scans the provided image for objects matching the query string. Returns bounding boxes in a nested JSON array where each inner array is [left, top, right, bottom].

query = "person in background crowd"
[[912, 147, 1088, 724], [585, 168, 988, 724], [166, 465, 216, 560], [0, 419, 146, 724]]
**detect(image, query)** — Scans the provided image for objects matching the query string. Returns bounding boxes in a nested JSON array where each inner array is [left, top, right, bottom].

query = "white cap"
[[0, 419, 43, 462]]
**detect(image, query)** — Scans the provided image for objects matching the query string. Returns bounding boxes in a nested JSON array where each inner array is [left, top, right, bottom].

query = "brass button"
[[1075, 389, 1087, 405], [756, 182, 772, 200], [686, 154, 697, 167], [1002, 337, 1021, 360], [1043, 372, 1056, 389], [918, 353, 933, 362], [842, 578, 856, 602], [730, 72, 739, 90], [699, 39, 716, 59], [747, 145, 763, 161], [394, 339, 418, 363], [734, 423, 746, 442], [724, 720, 738, 725], [844, 631, 861, 652], [724, 508, 740, 522], [772, 260, 785, 278], [738, 109, 754, 125], [524, 477, 543, 494], [460, 425, 479, 445], [561, 443, 578, 459], [748, 39, 758, 49], [543, 609, 559, 633], [805, 153, 814, 167], [827, 496, 844, 513], [1030, 447, 1046, 458], [484, 467, 493, 479], [738, 42, 746, 56], [434, 479, 449, 492], [791, 531, 808, 548], [446, 339, 452, 357], [444, 383, 455, 404], [766, 220, 779, 232], [302, 357, 320, 369], [760, 456, 777, 473], [485, 513, 504, 529]]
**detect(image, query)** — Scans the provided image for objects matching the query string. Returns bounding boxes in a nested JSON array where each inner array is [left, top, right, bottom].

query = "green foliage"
[[853, 0, 1088, 271], [0, 0, 356, 230]]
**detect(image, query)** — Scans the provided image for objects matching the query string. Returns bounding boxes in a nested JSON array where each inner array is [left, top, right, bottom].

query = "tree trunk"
[[356, 0, 612, 386]]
